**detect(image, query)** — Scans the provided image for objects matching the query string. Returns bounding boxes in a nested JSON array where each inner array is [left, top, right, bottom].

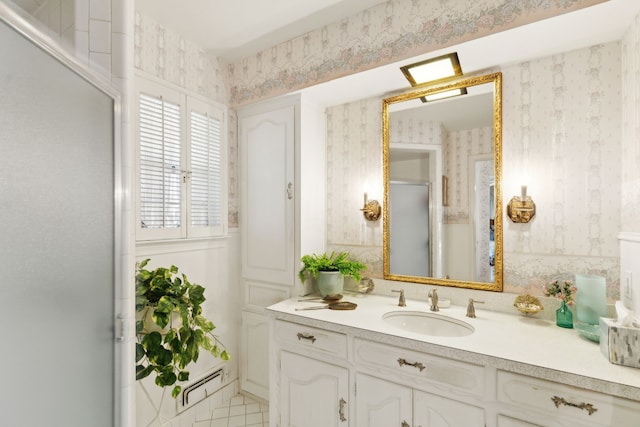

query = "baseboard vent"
[[179, 368, 225, 411]]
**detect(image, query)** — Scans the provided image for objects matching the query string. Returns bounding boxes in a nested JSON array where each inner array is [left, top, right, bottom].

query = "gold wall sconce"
[[361, 192, 381, 221], [507, 185, 536, 223]]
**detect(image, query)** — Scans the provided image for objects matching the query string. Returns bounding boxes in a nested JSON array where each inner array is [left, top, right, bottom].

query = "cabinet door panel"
[[240, 311, 270, 400], [281, 351, 349, 427], [240, 105, 295, 284], [355, 373, 412, 427], [413, 389, 484, 427]]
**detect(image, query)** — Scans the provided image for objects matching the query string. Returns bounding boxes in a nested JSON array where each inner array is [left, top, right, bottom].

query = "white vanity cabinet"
[[268, 300, 640, 427], [353, 337, 485, 427], [355, 373, 484, 427], [272, 319, 350, 426], [494, 371, 640, 427], [238, 94, 326, 400]]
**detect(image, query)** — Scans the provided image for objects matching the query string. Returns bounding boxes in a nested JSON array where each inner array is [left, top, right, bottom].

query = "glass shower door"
[[389, 181, 431, 277], [0, 12, 117, 427]]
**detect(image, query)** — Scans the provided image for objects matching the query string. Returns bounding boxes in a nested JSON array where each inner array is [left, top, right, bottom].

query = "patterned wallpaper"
[[131, 0, 632, 300], [389, 117, 444, 145], [228, 0, 604, 106], [445, 127, 493, 224], [326, 98, 384, 275], [622, 13, 640, 233], [327, 41, 623, 299]]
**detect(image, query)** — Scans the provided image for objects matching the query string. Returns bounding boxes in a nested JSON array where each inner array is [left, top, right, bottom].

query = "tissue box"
[[600, 318, 640, 368]]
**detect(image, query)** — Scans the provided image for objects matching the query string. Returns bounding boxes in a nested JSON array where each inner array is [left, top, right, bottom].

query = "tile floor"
[[195, 394, 269, 427]]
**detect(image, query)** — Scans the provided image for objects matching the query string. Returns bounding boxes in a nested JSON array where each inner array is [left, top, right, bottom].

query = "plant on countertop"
[[298, 251, 366, 283], [543, 279, 577, 305], [135, 259, 230, 398]]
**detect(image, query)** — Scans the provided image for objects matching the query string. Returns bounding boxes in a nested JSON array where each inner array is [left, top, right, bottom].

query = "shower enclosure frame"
[[0, 3, 130, 425]]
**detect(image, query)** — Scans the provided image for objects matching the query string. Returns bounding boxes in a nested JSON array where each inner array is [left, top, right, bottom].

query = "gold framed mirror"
[[383, 72, 502, 291]]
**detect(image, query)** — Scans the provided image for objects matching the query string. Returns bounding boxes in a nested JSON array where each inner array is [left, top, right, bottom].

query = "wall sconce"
[[507, 185, 536, 223], [361, 192, 381, 221]]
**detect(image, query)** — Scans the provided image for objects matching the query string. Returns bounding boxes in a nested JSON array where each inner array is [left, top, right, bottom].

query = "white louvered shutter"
[[188, 98, 226, 237], [135, 77, 227, 241], [137, 86, 184, 240]]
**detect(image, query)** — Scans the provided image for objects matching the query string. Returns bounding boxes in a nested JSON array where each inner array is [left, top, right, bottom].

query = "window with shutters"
[[135, 76, 227, 241]]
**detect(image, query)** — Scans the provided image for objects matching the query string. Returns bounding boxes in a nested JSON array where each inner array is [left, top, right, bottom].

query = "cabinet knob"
[[287, 182, 293, 200]]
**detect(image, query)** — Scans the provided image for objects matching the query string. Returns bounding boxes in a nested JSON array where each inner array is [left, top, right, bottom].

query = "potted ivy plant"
[[135, 259, 230, 398], [298, 251, 366, 296]]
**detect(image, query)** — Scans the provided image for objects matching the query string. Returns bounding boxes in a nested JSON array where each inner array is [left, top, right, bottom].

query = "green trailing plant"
[[135, 259, 230, 399], [298, 251, 366, 284]]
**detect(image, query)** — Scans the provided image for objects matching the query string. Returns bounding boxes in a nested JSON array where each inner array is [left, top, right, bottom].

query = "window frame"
[[134, 74, 228, 241]]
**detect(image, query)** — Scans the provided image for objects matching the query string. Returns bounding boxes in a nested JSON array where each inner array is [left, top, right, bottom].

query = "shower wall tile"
[[74, 0, 88, 31], [89, 0, 110, 22], [89, 18, 110, 53]]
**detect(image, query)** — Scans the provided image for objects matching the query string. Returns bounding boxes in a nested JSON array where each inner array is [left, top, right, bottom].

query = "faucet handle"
[[392, 289, 406, 307], [466, 298, 485, 318]]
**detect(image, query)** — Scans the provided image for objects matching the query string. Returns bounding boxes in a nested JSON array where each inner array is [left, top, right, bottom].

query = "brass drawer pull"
[[297, 332, 316, 343], [551, 395, 598, 416], [339, 397, 347, 422], [397, 357, 425, 372]]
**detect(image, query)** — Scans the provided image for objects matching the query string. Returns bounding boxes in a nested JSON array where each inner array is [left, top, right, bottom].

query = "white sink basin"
[[383, 311, 474, 337]]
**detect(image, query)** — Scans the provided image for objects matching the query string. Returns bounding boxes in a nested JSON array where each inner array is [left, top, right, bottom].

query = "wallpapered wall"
[[132, 0, 635, 301], [327, 41, 623, 300], [622, 13, 640, 233], [227, 0, 604, 106], [133, 0, 607, 233]]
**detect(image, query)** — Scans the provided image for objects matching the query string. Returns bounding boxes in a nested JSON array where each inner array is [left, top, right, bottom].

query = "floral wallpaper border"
[[229, 0, 605, 106]]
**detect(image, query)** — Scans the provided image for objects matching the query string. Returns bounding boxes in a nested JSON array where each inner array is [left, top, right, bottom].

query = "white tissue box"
[[600, 318, 640, 368]]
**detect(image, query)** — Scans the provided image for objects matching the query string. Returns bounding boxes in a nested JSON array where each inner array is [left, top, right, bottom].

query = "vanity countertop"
[[267, 292, 640, 400]]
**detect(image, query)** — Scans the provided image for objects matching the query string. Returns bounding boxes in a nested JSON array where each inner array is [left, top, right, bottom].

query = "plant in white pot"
[[135, 259, 230, 398], [298, 251, 366, 296]]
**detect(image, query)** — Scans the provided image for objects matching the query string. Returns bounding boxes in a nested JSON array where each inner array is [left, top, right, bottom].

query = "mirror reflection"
[[383, 73, 503, 291]]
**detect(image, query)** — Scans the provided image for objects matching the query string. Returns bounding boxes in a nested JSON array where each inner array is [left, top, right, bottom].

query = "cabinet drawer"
[[497, 370, 640, 427], [275, 320, 347, 358], [354, 338, 484, 396]]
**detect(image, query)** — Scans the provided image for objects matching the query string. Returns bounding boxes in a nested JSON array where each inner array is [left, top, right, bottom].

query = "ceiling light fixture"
[[400, 52, 466, 102]]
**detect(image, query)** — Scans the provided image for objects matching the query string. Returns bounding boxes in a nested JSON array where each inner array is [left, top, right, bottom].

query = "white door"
[[355, 373, 412, 427], [240, 105, 295, 285], [0, 11, 120, 427], [280, 351, 349, 426]]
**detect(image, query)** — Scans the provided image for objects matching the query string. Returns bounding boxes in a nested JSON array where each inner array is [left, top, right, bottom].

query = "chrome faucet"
[[428, 288, 439, 311]]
